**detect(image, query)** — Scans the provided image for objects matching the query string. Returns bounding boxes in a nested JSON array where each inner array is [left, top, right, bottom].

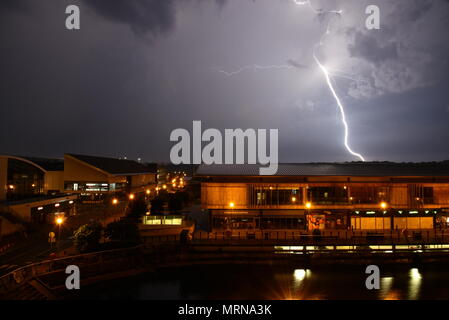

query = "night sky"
[[1, 0, 449, 163]]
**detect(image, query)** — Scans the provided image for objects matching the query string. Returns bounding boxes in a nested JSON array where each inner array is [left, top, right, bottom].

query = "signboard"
[[48, 232, 56, 243]]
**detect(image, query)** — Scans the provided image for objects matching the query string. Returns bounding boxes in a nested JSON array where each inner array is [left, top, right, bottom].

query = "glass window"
[[7, 159, 45, 200], [249, 185, 303, 207]]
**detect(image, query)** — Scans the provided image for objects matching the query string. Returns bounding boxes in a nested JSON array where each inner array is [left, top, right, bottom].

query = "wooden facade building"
[[196, 163, 449, 232]]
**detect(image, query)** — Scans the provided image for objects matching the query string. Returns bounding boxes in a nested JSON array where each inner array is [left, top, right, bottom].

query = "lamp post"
[[305, 202, 312, 231], [56, 217, 63, 254]]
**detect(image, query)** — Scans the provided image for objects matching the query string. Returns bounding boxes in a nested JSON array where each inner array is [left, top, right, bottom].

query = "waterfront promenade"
[[4, 228, 449, 299], [145, 229, 449, 246]]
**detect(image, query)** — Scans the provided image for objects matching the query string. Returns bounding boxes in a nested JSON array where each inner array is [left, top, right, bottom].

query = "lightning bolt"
[[217, 64, 295, 76], [217, 0, 366, 162], [294, 0, 365, 161], [311, 4, 365, 161]]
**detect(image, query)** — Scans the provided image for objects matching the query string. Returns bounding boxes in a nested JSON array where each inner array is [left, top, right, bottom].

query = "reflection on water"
[[379, 277, 394, 299], [408, 268, 422, 300], [76, 265, 449, 300]]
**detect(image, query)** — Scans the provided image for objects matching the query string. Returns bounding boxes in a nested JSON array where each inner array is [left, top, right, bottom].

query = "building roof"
[[196, 162, 449, 177], [67, 154, 156, 175], [22, 157, 64, 171]]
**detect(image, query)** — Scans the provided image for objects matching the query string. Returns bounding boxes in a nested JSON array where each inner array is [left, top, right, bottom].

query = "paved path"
[[0, 208, 126, 276]]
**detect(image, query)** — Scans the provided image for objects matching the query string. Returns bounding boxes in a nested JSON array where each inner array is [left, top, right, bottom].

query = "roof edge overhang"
[[0, 155, 48, 173]]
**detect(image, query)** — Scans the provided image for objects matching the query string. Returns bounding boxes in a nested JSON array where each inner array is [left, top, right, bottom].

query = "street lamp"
[[305, 202, 312, 209], [56, 217, 63, 254], [112, 198, 118, 205], [380, 201, 388, 209], [129, 194, 135, 200], [229, 202, 235, 208]]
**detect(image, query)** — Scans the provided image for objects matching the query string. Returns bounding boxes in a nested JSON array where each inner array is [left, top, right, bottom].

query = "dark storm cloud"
[[393, 0, 433, 21], [287, 59, 307, 69], [83, 0, 228, 36], [82, 0, 177, 36], [0, 0, 28, 14], [347, 31, 398, 64], [1, 0, 448, 163]]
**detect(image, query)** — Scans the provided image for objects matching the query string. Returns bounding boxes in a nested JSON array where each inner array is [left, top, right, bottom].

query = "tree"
[[127, 195, 148, 220], [104, 219, 141, 246], [150, 197, 165, 215], [72, 222, 102, 253], [168, 193, 183, 213]]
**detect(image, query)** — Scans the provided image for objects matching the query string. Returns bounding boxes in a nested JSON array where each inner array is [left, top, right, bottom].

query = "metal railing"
[[141, 229, 449, 245], [0, 245, 143, 296]]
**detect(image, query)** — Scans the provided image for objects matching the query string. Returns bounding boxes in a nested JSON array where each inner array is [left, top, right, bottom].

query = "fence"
[[0, 245, 143, 297], [141, 229, 449, 246]]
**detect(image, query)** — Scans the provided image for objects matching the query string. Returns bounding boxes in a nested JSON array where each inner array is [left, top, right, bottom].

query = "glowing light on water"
[[294, 269, 306, 281], [408, 268, 422, 300]]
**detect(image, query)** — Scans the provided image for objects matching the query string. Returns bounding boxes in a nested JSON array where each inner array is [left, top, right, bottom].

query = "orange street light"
[[129, 194, 135, 200], [291, 196, 297, 203], [305, 202, 312, 209], [146, 189, 151, 195], [380, 202, 388, 209], [55, 217, 64, 253], [112, 198, 118, 205], [229, 202, 235, 208]]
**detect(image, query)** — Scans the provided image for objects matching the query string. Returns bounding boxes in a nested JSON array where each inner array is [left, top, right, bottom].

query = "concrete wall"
[[8, 195, 77, 222], [0, 216, 23, 237]]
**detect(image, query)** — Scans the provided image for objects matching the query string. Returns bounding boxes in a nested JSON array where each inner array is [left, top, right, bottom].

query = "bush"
[[104, 219, 141, 246], [150, 197, 165, 215], [72, 222, 103, 253], [127, 195, 148, 220]]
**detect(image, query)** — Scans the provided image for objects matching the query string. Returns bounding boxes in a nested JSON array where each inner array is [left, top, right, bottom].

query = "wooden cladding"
[[202, 182, 449, 209]]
